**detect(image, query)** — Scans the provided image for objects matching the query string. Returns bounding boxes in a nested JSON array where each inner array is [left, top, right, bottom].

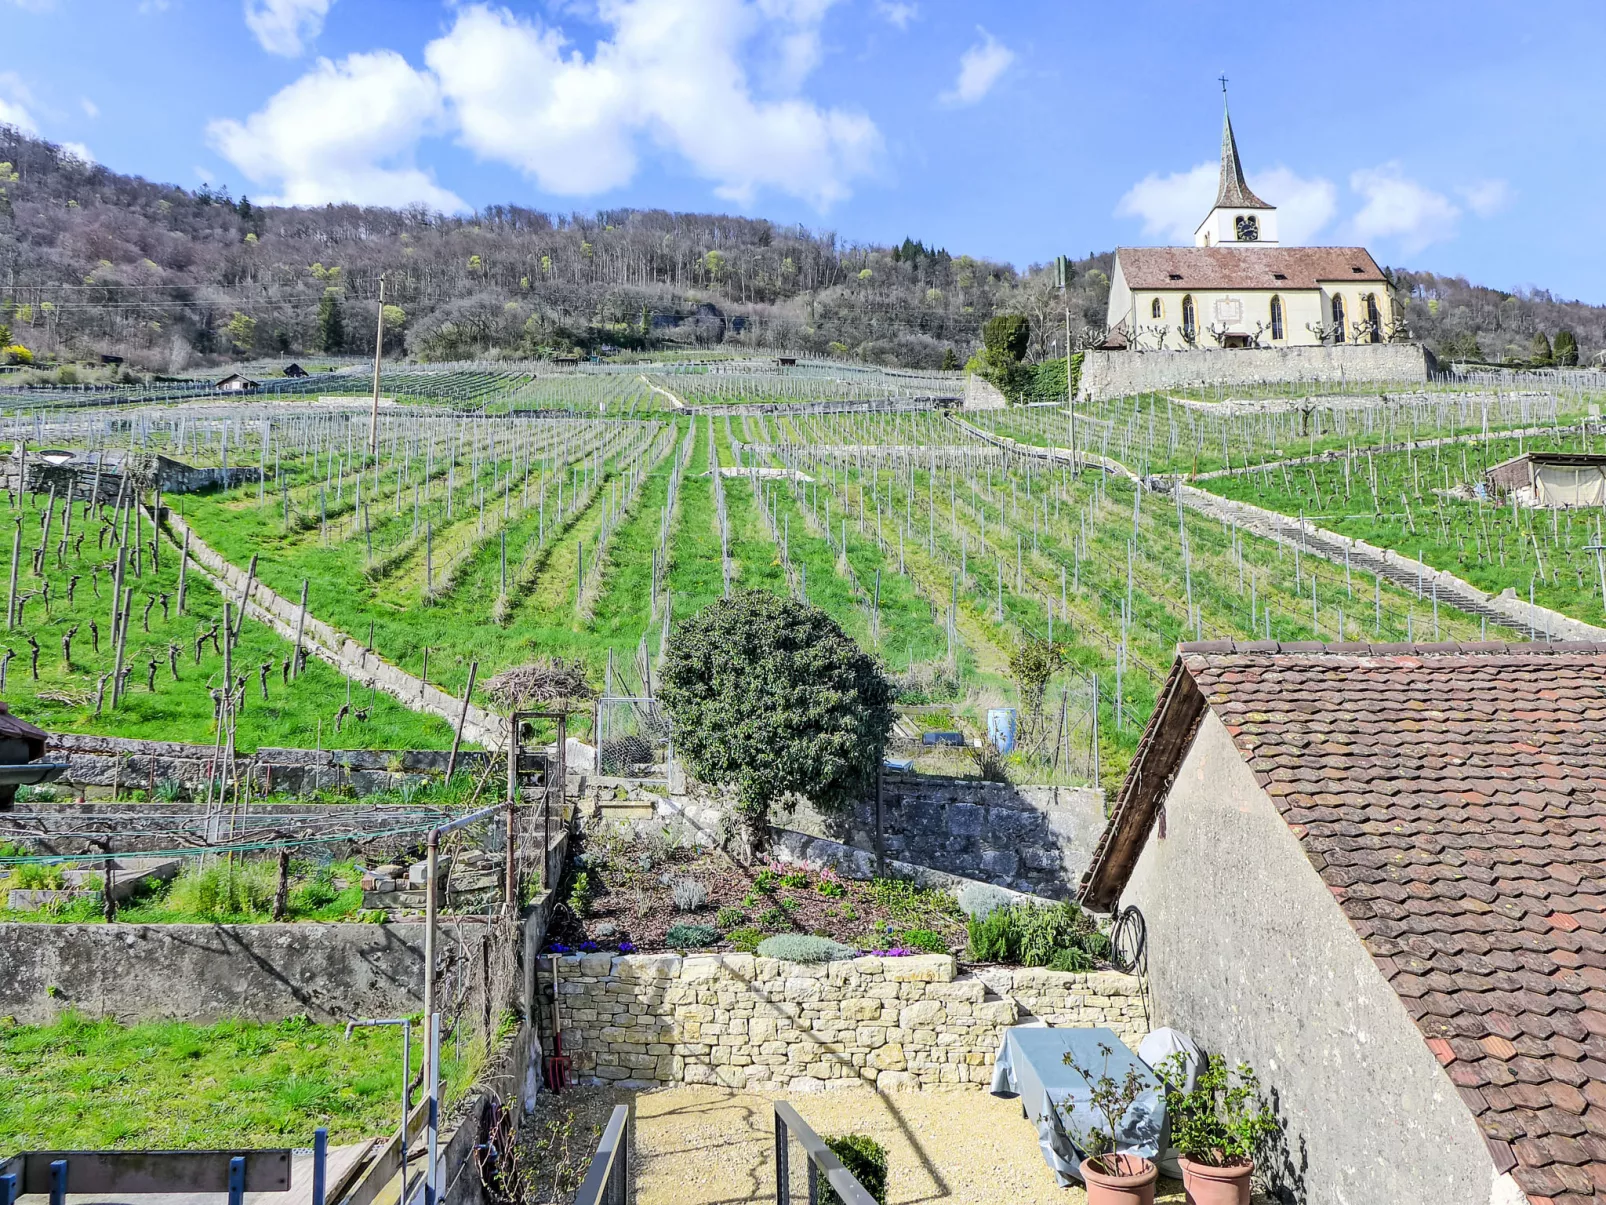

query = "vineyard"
[[0, 365, 1529, 787]]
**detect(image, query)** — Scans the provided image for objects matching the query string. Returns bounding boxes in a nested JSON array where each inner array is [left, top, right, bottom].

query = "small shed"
[[215, 373, 259, 394], [552, 357, 580, 367], [99, 354, 123, 366], [1486, 451, 1606, 507], [776, 356, 798, 367], [282, 363, 308, 378]]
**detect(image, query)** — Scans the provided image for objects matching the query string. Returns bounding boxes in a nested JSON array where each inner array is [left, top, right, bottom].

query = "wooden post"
[[176, 528, 190, 614], [5, 519, 18, 630], [272, 847, 290, 920], [445, 659, 478, 781], [547, 712, 566, 891], [505, 712, 518, 914], [110, 586, 131, 706], [292, 579, 309, 677], [370, 276, 385, 455], [235, 553, 257, 639], [35, 485, 56, 576], [150, 489, 160, 570]]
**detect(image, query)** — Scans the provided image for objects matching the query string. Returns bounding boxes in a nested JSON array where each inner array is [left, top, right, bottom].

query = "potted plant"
[[1062, 1042, 1160, 1205], [1156, 1053, 1279, 1205]]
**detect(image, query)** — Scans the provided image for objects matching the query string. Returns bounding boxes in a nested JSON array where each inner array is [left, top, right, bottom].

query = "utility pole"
[[1056, 254, 1077, 475], [369, 275, 385, 456]]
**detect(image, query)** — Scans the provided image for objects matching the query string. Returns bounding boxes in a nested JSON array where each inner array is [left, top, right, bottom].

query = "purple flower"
[[547, 942, 571, 954], [579, 941, 599, 952], [618, 941, 635, 953]]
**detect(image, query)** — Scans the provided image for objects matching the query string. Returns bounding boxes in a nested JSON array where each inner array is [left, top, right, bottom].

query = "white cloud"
[[79, 96, 98, 118], [1116, 162, 1216, 243], [1347, 163, 1459, 253], [1460, 178, 1512, 219], [58, 141, 93, 163], [1117, 161, 1335, 245], [424, 0, 880, 208], [1250, 166, 1336, 245], [243, 0, 334, 57], [875, 1, 916, 28], [206, 50, 464, 210], [0, 73, 37, 133], [940, 27, 1012, 106]]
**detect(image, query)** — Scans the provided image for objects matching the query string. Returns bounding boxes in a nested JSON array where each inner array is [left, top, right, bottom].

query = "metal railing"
[[774, 1102, 877, 1205], [573, 1105, 630, 1205]]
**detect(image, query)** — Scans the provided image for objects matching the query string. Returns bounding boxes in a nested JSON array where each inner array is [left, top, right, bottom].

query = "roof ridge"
[[1176, 639, 1606, 656]]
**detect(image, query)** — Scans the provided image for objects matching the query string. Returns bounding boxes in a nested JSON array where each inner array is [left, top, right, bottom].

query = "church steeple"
[[1193, 82, 1279, 247], [1216, 101, 1270, 210]]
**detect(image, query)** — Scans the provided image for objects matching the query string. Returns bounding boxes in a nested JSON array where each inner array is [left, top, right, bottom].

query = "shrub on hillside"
[[664, 923, 719, 948]]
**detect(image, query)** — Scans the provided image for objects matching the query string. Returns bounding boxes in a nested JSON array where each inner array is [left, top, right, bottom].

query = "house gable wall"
[[1122, 709, 1514, 1205]]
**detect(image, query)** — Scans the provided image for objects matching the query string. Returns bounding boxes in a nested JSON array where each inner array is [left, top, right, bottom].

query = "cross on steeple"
[[1219, 73, 1229, 95]]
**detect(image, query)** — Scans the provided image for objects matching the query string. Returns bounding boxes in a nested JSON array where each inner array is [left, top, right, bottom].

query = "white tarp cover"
[[1535, 464, 1606, 507], [1137, 1028, 1207, 1178]]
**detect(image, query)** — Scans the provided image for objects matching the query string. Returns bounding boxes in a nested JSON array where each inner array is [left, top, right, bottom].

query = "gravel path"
[[551, 1084, 1275, 1204]]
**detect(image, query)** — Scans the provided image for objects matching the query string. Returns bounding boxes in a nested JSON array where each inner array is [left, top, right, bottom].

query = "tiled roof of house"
[[1115, 246, 1386, 291], [1082, 641, 1606, 1205]]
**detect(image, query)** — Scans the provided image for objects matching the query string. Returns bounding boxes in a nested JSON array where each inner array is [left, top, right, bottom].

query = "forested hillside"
[[0, 125, 1597, 372]]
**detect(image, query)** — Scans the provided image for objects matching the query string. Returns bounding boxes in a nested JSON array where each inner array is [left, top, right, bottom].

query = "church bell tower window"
[[1235, 214, 1260, 241]]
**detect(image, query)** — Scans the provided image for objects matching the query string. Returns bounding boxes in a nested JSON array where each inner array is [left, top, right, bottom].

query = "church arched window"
[[1270, 296, 1284, 341], [1151, 298, 1163, 320], [1365, 294, 1382, 342], [1331, 295, 1346, 342], [1181, 295, 1196, 340]]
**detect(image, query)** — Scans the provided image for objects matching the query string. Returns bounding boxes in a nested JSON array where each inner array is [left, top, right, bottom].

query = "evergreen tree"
[[316, 288, 345, 353], [1529, 330, 1553, 366], [940, 346, 958, 371], [1554, 328, 1579, 367]]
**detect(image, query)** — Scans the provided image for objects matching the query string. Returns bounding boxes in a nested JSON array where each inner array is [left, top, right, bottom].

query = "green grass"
[[1201, 426, 1606, 628], [0, 494, 450, 750], [0, 1011, 476, 1149]]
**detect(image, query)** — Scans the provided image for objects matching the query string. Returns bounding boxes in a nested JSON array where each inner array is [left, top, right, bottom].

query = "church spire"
[[1215, 92, 1270, 210]]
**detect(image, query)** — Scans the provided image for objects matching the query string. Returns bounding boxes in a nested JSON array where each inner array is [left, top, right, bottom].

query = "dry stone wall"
[[556, 952, 1146, 1091], [1079, 343, 1432, 402]]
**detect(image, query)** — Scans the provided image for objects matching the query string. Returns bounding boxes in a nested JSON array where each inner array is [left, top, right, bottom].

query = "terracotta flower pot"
[[1178, 1156, 1254, 1205], [1079, 1154, 1158, 1205]]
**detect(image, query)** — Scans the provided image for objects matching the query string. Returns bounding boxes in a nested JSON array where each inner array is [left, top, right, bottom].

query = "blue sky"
[[4, 0, 1601, 299]]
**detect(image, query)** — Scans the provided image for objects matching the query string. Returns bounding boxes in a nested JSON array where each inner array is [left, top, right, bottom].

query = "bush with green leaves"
[[725, 926, 766, 953], [166, 861, 277, 919], [1155, 1053, 1279, 1167], [664, 923, 720, 948], [566, 870, 593, 919], [659, 590, 894, 849], [823, 1134, 888, 1205], [715, 906, 746, 929], [756, 935, 857, 963], [901, 929, 947, 954], [967, 900, 1105, 968]]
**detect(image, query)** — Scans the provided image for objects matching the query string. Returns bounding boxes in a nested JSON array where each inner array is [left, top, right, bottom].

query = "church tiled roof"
[[1115, 246, 1385, 291], [1216, 108, 1272, 210]]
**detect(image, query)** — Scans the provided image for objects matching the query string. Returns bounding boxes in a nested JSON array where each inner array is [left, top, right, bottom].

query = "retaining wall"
[[0, 919, 486, 1023], [555, 952, 1146, 1091], [1079, 343, 1433, 402]]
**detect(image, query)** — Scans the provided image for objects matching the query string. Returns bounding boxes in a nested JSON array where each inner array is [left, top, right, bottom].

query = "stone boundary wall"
[[36, 731, 500, 798], [1079, 343, 1432, 402], [783, 776, 1106, 899], [555, 952, 1146, 1091]]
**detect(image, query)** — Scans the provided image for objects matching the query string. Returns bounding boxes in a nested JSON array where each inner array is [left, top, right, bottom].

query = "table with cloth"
[[988, 1025, 1166, 1186]]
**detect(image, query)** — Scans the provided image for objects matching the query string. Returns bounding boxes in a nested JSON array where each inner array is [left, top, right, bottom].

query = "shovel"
[[544, 952, 572, 1092]]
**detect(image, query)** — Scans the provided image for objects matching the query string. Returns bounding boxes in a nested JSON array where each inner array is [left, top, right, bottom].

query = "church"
[[1105, 104, 1398, 351]]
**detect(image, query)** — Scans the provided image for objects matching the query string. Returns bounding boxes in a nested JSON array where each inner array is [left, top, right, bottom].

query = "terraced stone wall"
[[554, 952, 1147, 1091]]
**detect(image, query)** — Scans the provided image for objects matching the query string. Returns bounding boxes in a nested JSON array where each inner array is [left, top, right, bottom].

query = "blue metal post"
[[1, 1171, 17, 1205], [313, 1128, 329, 1205], [48, 1159, 67, 1205], [228, 1156, 246, 1205]]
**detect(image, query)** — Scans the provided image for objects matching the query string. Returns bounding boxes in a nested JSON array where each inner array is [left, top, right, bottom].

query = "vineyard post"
[[370, 275, 385, 455]]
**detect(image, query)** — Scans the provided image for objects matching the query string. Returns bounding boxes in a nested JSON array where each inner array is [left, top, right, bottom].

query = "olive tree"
[[659, 590, 894, 852]]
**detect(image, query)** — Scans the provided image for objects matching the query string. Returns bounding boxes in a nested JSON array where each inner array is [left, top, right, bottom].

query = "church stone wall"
[[1079, 341, 1432, 401]]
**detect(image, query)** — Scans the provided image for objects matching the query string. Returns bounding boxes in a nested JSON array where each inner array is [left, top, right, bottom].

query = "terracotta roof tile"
[[1114, 246, 1387, 291]]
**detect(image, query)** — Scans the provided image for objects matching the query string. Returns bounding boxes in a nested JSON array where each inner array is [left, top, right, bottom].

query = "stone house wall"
[[555, 952, 1147, 1091], [1078, 342, 1432, 402]]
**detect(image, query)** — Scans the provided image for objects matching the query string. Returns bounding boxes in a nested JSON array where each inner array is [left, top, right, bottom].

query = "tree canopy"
[[658, 590, 894, 841]]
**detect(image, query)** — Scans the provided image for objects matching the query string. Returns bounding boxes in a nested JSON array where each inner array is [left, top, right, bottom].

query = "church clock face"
[[1235, 215, 1260, 241]]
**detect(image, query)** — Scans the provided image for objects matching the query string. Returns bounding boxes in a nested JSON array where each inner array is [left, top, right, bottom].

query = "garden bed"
[[544, 828, 1113, 971]]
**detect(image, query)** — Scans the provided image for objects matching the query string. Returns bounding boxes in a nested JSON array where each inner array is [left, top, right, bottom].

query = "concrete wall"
[[554, 952, 1146, 1091], [1121, 710, 1511, 1205], [1079, 341, 1432, 402], [963, 373, 1008, 410], [782, 775, 1106, 899], [0, 919, 490, 1023]]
